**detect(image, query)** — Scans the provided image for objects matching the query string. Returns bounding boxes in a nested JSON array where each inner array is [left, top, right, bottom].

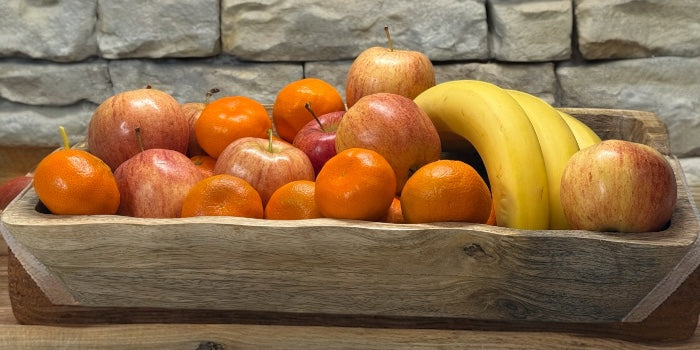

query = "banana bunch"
[[558, 110, 602, 150], [414, 80, 601, 230]]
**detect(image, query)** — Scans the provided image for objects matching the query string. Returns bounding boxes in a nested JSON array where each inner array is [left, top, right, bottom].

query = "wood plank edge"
[[623, 157, 700, 321]]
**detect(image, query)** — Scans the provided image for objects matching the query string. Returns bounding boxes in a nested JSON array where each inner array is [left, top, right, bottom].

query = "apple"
[[214, 130, 315, 205], [182, 88, 220, 157], [292, 104, 345, 175], [87, 87, 190, 170], [345, 25, 435, 108], [335, 92, 441, 194], [560, 139, 677, 233], [0, 175, 33, 210], [182, 102, 205, 156], [114, 148, 205, 218]]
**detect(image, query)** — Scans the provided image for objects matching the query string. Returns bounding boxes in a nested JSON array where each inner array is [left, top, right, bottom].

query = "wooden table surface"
[[0, 148, 699, 349]]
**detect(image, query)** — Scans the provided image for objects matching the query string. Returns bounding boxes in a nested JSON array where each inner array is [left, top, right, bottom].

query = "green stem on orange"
[[135, 127, 145, 152], [267, 128, 274, 153], [204, 88, 220, 105], [304, 102, 326, 132], [59, 126, 70, 150], [384, 25, 394, 52]]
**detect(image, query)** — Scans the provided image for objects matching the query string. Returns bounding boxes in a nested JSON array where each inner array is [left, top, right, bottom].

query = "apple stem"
[[135, 127, 145, 152], [304, 102, 326, 132], [267, 129, 274, 153], [384, 25, 394, 51], [58, 126, 70, 150], [204, 88, 220, 105]]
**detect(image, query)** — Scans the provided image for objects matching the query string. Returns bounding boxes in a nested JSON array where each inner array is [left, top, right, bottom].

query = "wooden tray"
[[2, 108, 699, 342]]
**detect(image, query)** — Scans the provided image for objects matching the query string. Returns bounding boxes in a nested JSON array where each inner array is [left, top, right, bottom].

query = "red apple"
[[292, 106, 345, 175], [182, 102, 206, 157], [114, 148, 205, 218], [214, 131, 315, 205], [87, 87, 189, 170], [560, 139, 677, 232], [0, 175, 33, 210], [345, 26, 435, 108], [335, 92, 441, 194], [182, 88, 220, 157]]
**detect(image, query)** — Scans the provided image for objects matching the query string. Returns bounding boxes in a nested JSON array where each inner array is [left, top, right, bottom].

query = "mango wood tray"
[[1, 108, 699, 342]]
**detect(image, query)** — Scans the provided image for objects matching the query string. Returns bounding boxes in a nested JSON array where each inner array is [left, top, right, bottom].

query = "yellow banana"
[[557, 110, 602, 150], [506, 90, 580, 230], [414, 80, 549, 230]]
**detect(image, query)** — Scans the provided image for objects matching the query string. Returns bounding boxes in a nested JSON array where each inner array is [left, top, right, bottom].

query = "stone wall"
[[1, 0, 699, 164]]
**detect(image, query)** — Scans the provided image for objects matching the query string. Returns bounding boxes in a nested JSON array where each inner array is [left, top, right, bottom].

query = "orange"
[[190, 155, 216, 178], [315, 148, 396, 221], [194, 95, 271, 158], [264, 180, 322, 220], [272, 78, 345, 142], [181, 174, 263, 218], [400, 160, 492, 224], [33, 127, 120, 215], [381, 196, 404, 224], [486, 200, 497, 226]]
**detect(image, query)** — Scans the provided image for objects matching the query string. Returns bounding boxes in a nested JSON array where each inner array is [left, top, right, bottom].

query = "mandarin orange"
[[400, 160, 492, 224], [194, 95, 271, 158], [264, 180, 321, 220], [190, 155, 216, 178], [33, 127, 120, 215], [486, 200, 497, 226], [181, 174, 263, 218], [272, 78, 345, 143], [314, 148, 396, 221], [381, 196, 405, 224]]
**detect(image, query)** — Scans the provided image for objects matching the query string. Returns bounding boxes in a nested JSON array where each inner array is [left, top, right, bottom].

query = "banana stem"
[[59, 126, 70, 150]]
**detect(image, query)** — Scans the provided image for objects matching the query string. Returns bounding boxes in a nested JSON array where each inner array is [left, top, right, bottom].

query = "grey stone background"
[[1, 0, 699, 178]]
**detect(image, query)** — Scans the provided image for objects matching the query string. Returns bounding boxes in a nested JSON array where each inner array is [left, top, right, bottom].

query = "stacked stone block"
[[1, 0, 699, 168]]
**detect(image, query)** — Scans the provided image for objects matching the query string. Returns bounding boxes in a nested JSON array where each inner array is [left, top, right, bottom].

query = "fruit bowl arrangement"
[[2, 107, 699, 338], [1, 27, 699, 341]]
